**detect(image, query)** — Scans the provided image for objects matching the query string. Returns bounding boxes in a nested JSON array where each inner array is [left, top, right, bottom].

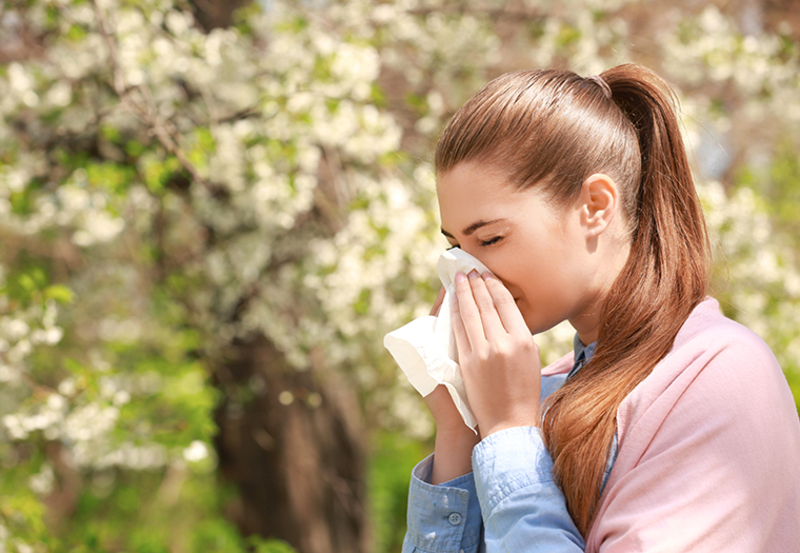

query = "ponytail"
[[541, 64, 710, 534]]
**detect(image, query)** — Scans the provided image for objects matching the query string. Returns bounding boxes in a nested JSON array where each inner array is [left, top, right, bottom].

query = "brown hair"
[[435, 64, 710, 535]]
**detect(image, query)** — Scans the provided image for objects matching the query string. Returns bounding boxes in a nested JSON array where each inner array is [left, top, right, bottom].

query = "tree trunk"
[[213, 335, 368, 553], [188, 2, 368, 549]]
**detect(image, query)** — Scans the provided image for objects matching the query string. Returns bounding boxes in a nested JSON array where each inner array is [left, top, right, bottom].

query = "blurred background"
[[0, 0, 798, 551]]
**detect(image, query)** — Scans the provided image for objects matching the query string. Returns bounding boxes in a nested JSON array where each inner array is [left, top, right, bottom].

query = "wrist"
[[430, 426, 480, 485], [424, 385, 466, 429], [479, 412, 540, 439], [436, 424, 481, 445]]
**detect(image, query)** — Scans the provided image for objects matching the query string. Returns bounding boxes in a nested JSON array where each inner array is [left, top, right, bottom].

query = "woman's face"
[[438, 161, 605, 339]]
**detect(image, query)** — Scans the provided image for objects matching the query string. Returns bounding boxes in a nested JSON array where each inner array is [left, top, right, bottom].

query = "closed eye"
[[479, 236, 503, 247]]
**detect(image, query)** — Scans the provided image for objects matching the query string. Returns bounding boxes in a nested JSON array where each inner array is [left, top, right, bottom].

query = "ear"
[[579, 173, 619, 237]]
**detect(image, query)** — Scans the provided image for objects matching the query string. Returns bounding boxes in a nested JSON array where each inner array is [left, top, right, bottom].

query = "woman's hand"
[[424, 285, 480, 484], [452, 270, 541, 438]]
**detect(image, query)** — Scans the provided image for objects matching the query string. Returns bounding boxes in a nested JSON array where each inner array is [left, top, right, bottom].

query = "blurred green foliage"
[[369, 431, 430, 553], [737, 141, 800, 249]]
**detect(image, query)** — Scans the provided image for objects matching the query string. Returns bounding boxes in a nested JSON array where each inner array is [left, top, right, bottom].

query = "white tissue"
[[383, 248, 490, 432]]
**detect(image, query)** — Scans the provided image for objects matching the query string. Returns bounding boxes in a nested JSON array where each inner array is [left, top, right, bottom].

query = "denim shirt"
[[402, 337, 615, 553]]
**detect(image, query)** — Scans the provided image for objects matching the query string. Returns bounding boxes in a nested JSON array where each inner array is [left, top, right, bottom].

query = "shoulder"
[[617, 297, 795, 442], [671, 296, 775, 363], [591, 297, 800, 553], [646, 296, 780, 390], [664, 297, 788, 408]]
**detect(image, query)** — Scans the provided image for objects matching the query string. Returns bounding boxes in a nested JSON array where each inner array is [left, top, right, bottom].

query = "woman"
[[402, 64, 800, 552]]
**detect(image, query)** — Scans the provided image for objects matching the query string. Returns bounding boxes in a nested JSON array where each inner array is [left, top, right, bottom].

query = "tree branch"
[[91, 0, 218, 193]]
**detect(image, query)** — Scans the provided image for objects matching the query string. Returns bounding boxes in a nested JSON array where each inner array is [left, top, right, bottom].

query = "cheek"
[[478, 255, 524, 292], [498, 249, 545, 287], [507, 255, 570, 311]]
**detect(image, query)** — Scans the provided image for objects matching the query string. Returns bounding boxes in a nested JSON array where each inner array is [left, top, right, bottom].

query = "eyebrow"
[[440, 218, 508, 238]]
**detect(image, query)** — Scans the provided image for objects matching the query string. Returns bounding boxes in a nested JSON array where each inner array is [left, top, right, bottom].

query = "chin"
[[521, 310, 562, 337]]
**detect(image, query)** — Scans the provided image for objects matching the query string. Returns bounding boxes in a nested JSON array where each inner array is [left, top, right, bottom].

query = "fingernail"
[[455, 272, 466, 283], [481, 272, 493, 280], [468, 270, 479, 280]]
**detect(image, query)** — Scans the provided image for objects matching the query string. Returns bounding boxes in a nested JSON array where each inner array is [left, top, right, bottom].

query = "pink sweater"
[[542, 297, 800, 552]]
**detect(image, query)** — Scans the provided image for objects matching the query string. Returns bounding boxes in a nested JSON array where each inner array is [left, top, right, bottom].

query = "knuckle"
[[494, 293, 516, 308], [506, 336, 535, 356], [519, 337, 539, 354], [492, 283, 515, 305], [494, 340, 510, 356], [461, 308, 480, 322], [475, 347, 492, 362], [511, 334, 528, 345]]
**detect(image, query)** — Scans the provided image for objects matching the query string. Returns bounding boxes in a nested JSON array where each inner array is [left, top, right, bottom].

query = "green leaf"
[[44, 284, 75, 304]]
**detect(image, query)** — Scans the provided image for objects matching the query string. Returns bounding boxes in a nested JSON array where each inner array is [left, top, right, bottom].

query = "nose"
[[455, 245, 486, 267], [451, 247, 490, 275], [453, 247, 497, 282]]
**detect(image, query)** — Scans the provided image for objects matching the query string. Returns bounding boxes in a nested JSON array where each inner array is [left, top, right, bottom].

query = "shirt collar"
[[573, 334, 597, 361], [568, 334, 597, 379]]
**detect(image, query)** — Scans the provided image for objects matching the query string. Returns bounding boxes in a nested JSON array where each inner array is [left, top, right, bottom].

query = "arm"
[[423, 288, 482, 485], [403, 289, 484, 553], [403, 384, 587, 553], [404, 274, 587, 552], [425, 385, 481, 485], [452, 271, 585, 550], [403, 453, 484, 553], [402, 387, 484, 552], [473, 426, 585, 551]]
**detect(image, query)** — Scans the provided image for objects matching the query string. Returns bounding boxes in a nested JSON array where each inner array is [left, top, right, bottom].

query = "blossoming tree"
[[0, 0, 798, 551]]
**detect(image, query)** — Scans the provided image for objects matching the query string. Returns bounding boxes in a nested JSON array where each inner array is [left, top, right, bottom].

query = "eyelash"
[[447, 236, 504, 250], [479, 236, 503, 247]]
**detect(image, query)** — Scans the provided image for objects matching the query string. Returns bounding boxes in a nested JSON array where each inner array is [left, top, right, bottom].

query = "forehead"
[[437, 162, 528, 224]]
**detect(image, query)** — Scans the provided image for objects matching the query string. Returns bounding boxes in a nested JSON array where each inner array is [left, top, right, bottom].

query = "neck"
[[571, 232, 631, 345]]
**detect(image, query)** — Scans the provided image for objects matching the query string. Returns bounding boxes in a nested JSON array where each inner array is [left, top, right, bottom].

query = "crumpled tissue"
[[383, 248, 490, 432]]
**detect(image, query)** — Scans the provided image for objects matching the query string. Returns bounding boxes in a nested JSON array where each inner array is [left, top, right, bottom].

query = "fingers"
[[453, 271, 488, 346], [453, 270, 506, 344], [451, 271, 541, 437], [468, 271, 507, 342], [481, 273, 529, 336]]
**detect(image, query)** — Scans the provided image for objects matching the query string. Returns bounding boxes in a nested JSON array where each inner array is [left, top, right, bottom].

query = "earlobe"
[[581, 173, 619, 237]]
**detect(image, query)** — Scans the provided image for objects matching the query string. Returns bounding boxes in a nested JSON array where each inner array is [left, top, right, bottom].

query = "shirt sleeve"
[[472, 426, 585, 552], [403, 454, 484, 553], [403, 375, 586, 553]]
